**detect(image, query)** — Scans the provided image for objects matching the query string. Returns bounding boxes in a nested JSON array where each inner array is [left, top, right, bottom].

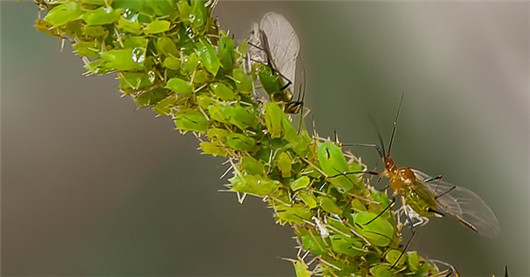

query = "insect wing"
[[412, 169, 500, 238], [248, 23, 267, 65], [260, 12, 300, 91]]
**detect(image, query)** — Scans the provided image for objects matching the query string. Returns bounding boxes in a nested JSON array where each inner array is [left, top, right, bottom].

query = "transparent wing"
[[247, 23, 267, 65], [412, 169, 500, 238], [260, 12, 300, 90]]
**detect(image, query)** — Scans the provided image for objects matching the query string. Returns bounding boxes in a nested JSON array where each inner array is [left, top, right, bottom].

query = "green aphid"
[[218, 34, 235, 72], [369, 264, 393, 277], [118, 72, 152, 91], [200, 141, 228, 157], [226, 133, 255, 152], [163, 56, 181, 70], [190, 0, 207, 31], [196, 94, 215, 110], [135, 87, 169, 107], [207, 128, 229, 142], [292, 259, 312, 277], [156, 37, 179, 57], [176, 1, 191, 23], [182, 52, 200, 73], [264, 102, 284, 139], [296, 189, 317, 209], [99, 48, 144, 71], [281, 116, 311, 155], [406, 251, 420, 272], [199, 41, 220, 76], [209, 104, 257, 131], [73, 41, 101, 58], [122, 36, 148, 49], [317, 196, 342, 215], [300, 233, 327, 255], [230, 174, 279, 197], [34, 19, 63, 38], [80, 0, 109, 6], [192, 69, 211, 84], [80, 6, 121, 26], [317, 141, 359, 193], [276, 152, 293, 178], [232, 68, 253, 95], [290, 176, 311, 191], [385, 249, 407, 269], [263, 102, 310, 153], [174, 110, 209, 133], [143, 0, 175, 17], [152, 94, 178, 116], [165, 77, 192, 95], [239, 156, 264, 175], [330, 234, 363, 257], [348, 211, 395, 247], [81, 25, 107, 38], [209, 82, 235, 101], [43, 1, 83, 27], [117, 17, 142, 34], [275, 204, 312, 224]]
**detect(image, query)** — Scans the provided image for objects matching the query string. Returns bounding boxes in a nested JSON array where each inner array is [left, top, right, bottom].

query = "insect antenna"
[[387, 92, 405, 155], [368, 114, 387, 158]]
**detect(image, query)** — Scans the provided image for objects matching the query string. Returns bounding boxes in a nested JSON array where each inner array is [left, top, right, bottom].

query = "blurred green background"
[[1, 1, 528, 276]]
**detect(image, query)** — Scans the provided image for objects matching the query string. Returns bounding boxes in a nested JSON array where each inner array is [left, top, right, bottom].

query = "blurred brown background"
[[1, 1, 528, 276]]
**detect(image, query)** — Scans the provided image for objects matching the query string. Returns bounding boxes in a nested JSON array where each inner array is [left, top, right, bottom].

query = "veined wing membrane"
[[260, 12, 300, 91], [248, 23, 267, 65], [412, 169, 500, 238]]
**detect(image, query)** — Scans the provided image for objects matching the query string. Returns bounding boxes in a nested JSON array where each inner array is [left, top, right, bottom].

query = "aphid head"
[[384, 155, 394, 169]]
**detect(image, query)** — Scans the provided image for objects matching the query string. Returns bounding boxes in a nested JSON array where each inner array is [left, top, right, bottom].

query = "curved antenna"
[[387, 92, 405, 155]]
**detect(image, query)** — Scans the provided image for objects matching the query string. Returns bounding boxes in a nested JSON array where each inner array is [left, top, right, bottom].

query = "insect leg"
[[364, 196, 395, 226], [423, 175, 458, 200], [391, 197, 416, 269], [429, 259, 459, 277], [328, 170, 379, 179], [434, 185, 456, 200]]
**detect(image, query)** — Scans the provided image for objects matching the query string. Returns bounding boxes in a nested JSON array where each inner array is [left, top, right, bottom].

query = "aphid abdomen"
[[404, 182, 439, 217]]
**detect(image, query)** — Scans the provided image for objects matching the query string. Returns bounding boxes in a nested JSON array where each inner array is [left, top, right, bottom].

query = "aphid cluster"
[[34, 1, 499, 276]]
